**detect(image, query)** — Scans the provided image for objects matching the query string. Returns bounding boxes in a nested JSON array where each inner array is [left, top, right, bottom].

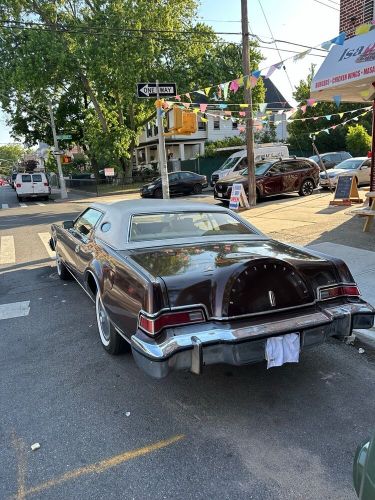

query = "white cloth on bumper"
[[265, 333, 300, 369]]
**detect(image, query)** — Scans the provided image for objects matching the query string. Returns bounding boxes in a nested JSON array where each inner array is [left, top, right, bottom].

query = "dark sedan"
[[49, 199, 374, 379], [140, 171, 208, 198], [214, 157, 320, 202]]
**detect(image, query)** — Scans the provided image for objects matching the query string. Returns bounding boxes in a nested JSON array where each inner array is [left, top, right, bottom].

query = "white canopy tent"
[[311, 30, 375, 102], [310, 30, 375, 191]]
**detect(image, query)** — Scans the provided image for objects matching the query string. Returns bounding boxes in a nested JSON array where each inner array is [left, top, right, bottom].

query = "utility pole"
[[156, 80, 170, 199], [48, 102, 68, 200], [241, 0, 256, 206]]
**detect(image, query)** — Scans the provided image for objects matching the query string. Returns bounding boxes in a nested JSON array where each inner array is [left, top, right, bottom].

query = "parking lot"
[[1, 184, 375, 500]]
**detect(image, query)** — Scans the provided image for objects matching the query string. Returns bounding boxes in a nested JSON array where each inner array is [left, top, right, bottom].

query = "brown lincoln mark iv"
[[50, 200, 374, 378]]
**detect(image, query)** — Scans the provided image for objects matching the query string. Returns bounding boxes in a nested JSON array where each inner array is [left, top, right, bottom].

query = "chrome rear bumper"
[[131, 301, 374, 378]]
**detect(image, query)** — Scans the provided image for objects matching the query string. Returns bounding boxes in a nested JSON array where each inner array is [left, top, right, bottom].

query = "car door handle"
[[75, 245, 80, 253]]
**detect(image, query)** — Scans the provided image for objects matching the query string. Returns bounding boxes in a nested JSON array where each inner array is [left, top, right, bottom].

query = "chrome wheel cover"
[[56, 253, 62, 275], [96, 293, 111, 346]]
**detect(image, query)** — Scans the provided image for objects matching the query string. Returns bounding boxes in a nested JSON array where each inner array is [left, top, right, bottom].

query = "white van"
[[15, 172, 51, 201], [210, 144, 289, 185]]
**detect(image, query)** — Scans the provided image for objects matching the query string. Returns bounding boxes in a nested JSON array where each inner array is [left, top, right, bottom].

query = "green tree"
[[0, 1, 264, 180], [346, 125, 372, 156], [0, 144, 25, 175]]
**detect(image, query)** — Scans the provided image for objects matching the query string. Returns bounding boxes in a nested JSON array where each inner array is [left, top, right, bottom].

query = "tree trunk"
[[90, 156, 100, 181]]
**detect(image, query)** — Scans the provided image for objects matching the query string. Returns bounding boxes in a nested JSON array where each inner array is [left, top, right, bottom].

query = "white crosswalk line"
[[0, 301, 30, 320], [38, 232, 55, 259], [19, 203, 27, 208], [0, 236, 16, 264], [1, 204, 9, 209], [36, 202, 45, 206]]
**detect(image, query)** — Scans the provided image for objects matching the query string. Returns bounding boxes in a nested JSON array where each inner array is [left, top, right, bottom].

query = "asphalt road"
[[1, 184, 375, 500]]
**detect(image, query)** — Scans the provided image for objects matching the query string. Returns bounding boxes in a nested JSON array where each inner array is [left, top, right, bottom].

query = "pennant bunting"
[[252, 70, 261, 78], [219, 103, 228, 109], [175, 95, 181, 101], [331, 32, 346, 45], [199, 103, 208, 113], [307, 98, 315, 107], [204, 87, 211, 96], [201, 116, 208, 123], [333, 95, 341, 108], [259, 103, 267, 113], [239, 104, 248, 108], [224, 111, 232, 116], [237, 77, 244, 87], [300, 105, 307, 114], [320, 40, 332, 51], [265, 65, 277, 79], [239, 111, 246, 117], [223, 82, 229, 100], [183, 102, 190, 109], [229, 80, 239, 93]]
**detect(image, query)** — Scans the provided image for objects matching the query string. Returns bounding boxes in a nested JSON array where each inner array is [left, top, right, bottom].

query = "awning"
[[310, 30, 375, 102]]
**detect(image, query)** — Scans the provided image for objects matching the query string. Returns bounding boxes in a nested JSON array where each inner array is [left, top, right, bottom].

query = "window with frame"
[[74, 208, 102, 237], [198, 119, 207, 131], [32, 174, 43, 182], [214, 118, 220, 130], [232, 121, 238, 130], [21, 175, 32, 182], [130, 212, 255, 242]]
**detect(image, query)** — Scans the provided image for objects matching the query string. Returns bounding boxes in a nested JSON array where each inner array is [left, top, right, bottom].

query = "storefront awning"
[[310, 30, 375, 102]]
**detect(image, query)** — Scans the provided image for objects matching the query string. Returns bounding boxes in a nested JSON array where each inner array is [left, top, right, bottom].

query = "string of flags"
[[164, 31, 347, 108], [308, 109, 372, 138]]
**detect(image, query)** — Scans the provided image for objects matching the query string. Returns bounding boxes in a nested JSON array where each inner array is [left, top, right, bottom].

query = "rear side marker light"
[[319, 284, 360, 300], [16, 183, 21, 188], [139, 309, 205, 336]]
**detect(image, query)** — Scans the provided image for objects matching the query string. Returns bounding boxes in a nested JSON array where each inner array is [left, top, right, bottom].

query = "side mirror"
[[63, 220, 74, 229]]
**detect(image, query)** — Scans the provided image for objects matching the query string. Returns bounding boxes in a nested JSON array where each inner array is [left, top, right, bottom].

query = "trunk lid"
[[127, 240, 344, 318]]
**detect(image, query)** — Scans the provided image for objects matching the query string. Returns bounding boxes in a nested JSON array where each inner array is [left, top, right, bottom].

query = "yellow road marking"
[[0, 235, 15, 264], [23, 434, 184, 497], [11, 433, 27, 500], [38, 232, 55, 259]]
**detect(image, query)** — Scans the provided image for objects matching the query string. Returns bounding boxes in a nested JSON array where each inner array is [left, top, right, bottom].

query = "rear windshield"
[[32, 174, 43, 182], [130, 212, 254, 242], [21, 175, 32, 182]]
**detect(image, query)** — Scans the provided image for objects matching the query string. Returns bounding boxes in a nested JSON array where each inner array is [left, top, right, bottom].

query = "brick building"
[[340, 0, 375, 38]]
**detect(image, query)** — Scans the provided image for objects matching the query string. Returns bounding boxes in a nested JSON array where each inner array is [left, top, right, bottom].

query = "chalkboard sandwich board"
[[329, 175, 363, 206]]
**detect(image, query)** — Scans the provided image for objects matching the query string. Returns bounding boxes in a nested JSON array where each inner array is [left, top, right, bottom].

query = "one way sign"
[[136, 82, 177, 98]]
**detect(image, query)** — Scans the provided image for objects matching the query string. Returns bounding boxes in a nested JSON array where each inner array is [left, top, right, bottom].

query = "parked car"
[[319, 157, 371, 188], [353, 432, 375, 499], [49, 199, 374, 379], [0, 178, 7, 186], [210, 144, 289, 186], [214, 157, 320, 202], [140, 171, 208, 198], [15, 172, 51, 201], [309, 151, 352, 170]]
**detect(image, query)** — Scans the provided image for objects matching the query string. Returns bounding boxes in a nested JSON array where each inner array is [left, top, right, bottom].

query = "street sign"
[[56, 134, 72, 140], [104, 167, 115, 177], [136, 82, 177, 98]]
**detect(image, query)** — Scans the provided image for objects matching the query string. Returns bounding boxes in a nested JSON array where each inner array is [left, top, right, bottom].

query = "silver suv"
[[309, 151, 352, 170]]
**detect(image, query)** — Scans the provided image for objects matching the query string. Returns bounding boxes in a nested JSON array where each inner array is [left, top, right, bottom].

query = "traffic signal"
[[169, 107, 197, 135]]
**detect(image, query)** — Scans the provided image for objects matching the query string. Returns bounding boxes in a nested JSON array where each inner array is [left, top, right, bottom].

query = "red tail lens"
[[16, 183, 21, 188], [319, 284, 360, 300], [139, 309, 205, 336], [44, 182, 49, 186]]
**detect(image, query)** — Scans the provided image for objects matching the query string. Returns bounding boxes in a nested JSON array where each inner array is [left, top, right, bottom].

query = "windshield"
[[309, 155, 319, 163], [130, 212, 254, 242], [242, 161, 275, 177], [334, 159, 364, 170], [218, 157, 241, 171]]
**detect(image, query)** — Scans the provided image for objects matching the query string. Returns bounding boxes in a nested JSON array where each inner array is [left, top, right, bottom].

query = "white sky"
[[0, 0, 340, 144]]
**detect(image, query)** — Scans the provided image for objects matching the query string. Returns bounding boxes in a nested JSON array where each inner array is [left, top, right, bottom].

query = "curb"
[[353, 327, 375, 345]]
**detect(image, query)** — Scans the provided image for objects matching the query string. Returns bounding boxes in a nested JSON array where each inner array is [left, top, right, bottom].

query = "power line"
[[311, 0, 339, 11]]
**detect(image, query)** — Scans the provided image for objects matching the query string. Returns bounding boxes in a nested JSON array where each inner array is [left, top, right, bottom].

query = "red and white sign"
[[104, 168, 115, 177], [311, 30, 375, 102]]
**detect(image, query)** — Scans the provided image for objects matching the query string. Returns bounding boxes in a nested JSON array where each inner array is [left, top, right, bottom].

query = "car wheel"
[[154, 187, 162, 198], [299, 179, 315, 196], [56, 251, 71, 280], [95, 292, 128, 354], [192, 183, 202, 195]]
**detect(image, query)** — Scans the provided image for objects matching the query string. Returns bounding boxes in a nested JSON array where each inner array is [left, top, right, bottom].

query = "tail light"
[[16, 183, 21, 188], [139, 308, 205, 336], [318, 284, 360, 301], [44, 182, 49, 186]]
